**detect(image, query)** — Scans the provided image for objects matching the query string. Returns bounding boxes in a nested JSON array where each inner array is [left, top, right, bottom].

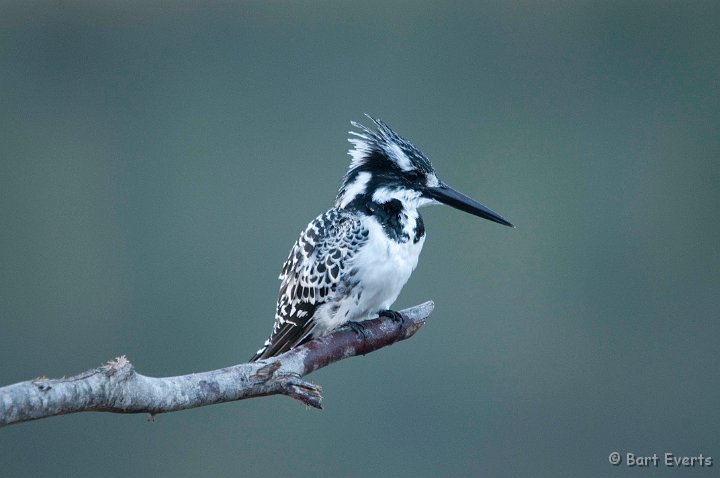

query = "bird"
[[250, 115, 513, 361]]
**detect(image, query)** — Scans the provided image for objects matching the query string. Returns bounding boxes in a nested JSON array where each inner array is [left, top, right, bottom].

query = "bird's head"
[[335, 115, 514, 227]]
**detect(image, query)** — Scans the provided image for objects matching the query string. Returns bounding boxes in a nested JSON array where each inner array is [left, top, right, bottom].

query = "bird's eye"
[[406, 171, 421, 182]]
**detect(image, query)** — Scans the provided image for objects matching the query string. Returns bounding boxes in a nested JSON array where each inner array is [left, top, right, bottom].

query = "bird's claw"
[[379, 309, 404, 323], [344, 321, 369, 340]]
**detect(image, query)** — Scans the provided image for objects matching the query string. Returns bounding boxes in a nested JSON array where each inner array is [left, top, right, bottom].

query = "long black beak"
[[426, 182, 514, 227]]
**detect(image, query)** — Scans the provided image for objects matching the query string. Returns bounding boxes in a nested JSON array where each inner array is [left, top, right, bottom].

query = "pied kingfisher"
[[250, 115, 513, 361]]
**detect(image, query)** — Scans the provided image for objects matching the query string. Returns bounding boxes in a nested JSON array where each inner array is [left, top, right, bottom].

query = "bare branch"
[[0, 301, 434, 427]]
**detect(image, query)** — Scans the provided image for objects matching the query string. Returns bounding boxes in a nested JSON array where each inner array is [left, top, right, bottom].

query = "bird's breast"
[[348, 215, 425, 317]]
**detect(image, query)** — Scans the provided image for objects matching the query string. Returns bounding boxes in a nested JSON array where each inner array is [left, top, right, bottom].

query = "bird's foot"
[[379, 309, 404, 323], [344, 320, 369, 340]]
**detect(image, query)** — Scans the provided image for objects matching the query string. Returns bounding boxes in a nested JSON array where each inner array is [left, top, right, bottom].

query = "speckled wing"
[[250, 208, 369, 361]]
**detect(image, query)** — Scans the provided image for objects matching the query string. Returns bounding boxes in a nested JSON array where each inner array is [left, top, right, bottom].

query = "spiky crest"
[[335, 115, 437, 208]]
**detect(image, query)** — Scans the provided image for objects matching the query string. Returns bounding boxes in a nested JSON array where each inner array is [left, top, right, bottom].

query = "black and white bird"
[[250, 115, 513, 361]]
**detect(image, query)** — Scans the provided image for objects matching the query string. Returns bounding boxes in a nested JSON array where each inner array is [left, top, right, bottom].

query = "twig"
[[0, 301, 434, 427]]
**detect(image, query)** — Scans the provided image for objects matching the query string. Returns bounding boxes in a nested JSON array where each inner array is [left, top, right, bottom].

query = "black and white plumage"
[[250, 116, 513, 361]]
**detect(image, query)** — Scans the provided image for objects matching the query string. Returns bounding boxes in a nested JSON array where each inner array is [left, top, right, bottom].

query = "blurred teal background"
[[1, 2, 719, 477]]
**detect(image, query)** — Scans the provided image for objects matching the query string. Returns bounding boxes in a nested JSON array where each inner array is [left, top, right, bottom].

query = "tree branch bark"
[[0, 301, 434, 427]]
